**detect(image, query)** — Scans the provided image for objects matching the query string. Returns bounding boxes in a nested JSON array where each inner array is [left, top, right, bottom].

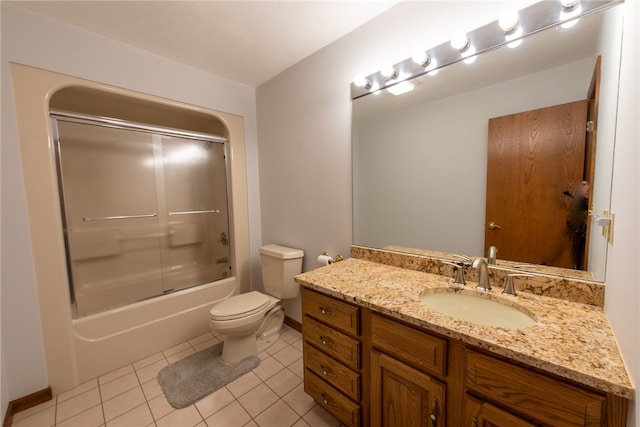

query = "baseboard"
[[3, 387, 52, 427], [284, 315, 301, 332]]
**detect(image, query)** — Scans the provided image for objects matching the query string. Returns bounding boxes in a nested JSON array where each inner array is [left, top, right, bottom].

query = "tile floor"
[[11, 325, 346, 427]]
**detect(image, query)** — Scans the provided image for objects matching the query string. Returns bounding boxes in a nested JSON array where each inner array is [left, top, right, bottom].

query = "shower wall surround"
[[10, 63, 251, 392]]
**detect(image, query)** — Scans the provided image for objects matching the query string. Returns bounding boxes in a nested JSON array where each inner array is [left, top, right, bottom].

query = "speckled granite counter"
[[295, 257, 634, 400]]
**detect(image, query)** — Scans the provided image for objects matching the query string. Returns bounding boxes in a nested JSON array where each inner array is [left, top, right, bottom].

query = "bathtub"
[[72, 277, 236, 383]]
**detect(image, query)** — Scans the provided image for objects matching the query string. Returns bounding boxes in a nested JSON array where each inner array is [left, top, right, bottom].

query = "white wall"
[[605, 0, 640, 423], [257, 0, 639, 424], [257, 0, 537, 322], [0, 2, 262, 413]]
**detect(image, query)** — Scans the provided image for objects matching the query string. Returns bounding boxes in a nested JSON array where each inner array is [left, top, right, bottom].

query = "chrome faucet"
[[443, 261, 467, 286], [472, 258, 491, 291], [487, 246, 497, 265], [503, 273, 534, 296]]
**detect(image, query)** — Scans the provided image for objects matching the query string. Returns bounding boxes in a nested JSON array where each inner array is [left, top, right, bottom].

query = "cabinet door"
[[371, 350, 445, 427], [465, 395, 535, 427]]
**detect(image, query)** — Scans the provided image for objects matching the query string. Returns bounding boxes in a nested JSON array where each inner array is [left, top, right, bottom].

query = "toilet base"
[[218, 305, 285, 363], [220, 334, 259, 364]]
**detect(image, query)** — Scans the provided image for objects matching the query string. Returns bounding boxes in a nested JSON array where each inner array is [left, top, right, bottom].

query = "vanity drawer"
[[303, 316, 360, 369], [302, 289, 360, 336], [304, 342, 360, 400], [465, 350, 606, 427], [304, 369, 361, 427], [371, 313, 447, 377]]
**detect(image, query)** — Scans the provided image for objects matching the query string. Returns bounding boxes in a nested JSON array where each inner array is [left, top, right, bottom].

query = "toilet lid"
[[210, 291, 271, 321]]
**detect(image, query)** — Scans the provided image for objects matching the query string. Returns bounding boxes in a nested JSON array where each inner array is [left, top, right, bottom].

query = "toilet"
[[209, 244, 304, 363]]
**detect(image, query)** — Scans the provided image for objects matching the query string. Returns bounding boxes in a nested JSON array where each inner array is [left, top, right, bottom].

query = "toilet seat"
[[209, 291, 271, 321]]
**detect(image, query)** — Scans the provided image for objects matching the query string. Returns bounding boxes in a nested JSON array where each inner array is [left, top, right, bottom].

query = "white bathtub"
[[72, 277, 236, 382]]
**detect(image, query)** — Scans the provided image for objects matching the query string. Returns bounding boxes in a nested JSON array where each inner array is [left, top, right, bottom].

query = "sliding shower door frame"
[[51, 110, 234, 317]]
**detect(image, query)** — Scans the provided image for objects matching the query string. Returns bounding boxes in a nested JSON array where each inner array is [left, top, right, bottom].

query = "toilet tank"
[[260, 244, 304, 299]]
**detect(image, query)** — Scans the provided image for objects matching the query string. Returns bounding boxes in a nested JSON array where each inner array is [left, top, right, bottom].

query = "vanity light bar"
[[350, 0, 622, 100]]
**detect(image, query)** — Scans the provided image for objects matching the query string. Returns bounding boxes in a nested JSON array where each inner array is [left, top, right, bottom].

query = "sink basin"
[[419, 291, 536, 329]]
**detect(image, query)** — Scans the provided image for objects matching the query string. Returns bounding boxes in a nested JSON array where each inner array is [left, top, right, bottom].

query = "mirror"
[[352, 2, 624, 282]]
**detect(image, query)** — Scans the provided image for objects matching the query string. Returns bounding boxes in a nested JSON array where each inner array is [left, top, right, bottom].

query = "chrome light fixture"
[[351, 0, 620, 100]]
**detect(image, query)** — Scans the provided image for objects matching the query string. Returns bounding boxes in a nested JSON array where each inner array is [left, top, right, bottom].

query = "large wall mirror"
[[352, 1, 624, 282]]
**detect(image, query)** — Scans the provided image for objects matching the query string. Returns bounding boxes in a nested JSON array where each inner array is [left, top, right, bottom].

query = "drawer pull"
[[320, 365, 337, 378], [319, 336, 335, 347], [472, 417, 477, 427], [321, 393, 338, 407], [318, 306, 336, 316]]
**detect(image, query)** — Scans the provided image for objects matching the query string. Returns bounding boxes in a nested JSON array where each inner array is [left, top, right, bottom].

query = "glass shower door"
[[55, 118, 232, 316], [161, 136, 231, 292], [56, 121, 165, 315]]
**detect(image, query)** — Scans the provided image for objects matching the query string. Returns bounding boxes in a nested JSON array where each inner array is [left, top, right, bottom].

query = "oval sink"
[[419, 291, 536, 329]]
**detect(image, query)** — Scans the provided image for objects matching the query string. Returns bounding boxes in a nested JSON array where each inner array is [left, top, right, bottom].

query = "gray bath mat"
[[157, 342, 260, 409]]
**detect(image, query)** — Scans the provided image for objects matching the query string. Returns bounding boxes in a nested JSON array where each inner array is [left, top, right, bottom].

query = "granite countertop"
[[295, 257, 634, 400]]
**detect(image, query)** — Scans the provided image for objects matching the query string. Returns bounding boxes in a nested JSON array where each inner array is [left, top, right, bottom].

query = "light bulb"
[[561, 0, 579, 9], [380, 64, 399, 79], [451, 32, 470, 51], [412, 51, 431, 67], [499, 9, 519, 34], [354, 74, 370, 88]]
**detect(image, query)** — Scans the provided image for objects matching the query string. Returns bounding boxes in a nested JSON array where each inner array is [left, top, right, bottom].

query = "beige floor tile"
[[280, 329, 302, 344], [102, 387, 146, 422], [242, 421, 258, 427], [265, 368, 302, 397], [292, 419, 311, 427], [237, 384, 279, 418], [56, 380, 97, 404], [148, 394, 174, 421], [100, 371, 140, 401], [188, 332, 216, 346], [192, 336, 221, 352], [105, 403, 153, 427], [226, 372, 262, 398], [135, 358, 168, 384], [162, 341, 191, 358], [251, 356, 285, 381], [99, 365, 134, 385], [56, 405, 104, 427], [253, 399, 300, 427], [11, 398, 56, 422], [288, 358, 304, 378], [141, 378, 163, 401], [282, 384, 316, 417], [302, 405, 342, 427], [11, 406, 56, 427], [195, 387, 236, 419], [166, 347, 196, 364], [56, 388, 101, 423], [272, 346, 302, 367], [265, 339, 289, 355], [156, 405, 203, 427], [291, 338, 304, 352], [204, 401, 251, 427], [133, 352, 164, 371]]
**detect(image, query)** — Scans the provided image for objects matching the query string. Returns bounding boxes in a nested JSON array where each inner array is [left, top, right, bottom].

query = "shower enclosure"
[[52, 112, 232, 316]]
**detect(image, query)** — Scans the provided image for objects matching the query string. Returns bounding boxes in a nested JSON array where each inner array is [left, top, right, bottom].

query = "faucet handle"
[[503, 273, 534, 296], [443, 261, 466, 286]]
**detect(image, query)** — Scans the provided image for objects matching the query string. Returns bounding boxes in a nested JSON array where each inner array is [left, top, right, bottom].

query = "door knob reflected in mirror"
[[488, 222, 502, 230]]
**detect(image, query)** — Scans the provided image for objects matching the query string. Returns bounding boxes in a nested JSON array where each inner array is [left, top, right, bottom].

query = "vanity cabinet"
[[301, 288, 628, 427], [463, 350, 609, 427], [301, 288, 363, 426], [370, 313, 447, 427]]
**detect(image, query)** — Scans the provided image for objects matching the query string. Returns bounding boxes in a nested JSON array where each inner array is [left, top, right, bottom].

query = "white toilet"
[[209, 244, 304, 363]]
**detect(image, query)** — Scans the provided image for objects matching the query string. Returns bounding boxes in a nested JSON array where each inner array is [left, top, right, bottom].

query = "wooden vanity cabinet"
[[301, 289, 364, 427], [301, 289, 628, 427]]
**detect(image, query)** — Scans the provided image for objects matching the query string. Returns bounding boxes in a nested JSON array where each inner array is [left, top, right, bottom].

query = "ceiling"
[[11, 0, 398, 87]]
